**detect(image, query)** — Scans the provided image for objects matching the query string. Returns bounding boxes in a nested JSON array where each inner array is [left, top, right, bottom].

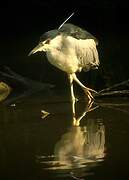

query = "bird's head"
[[28, 29, 61, 56]]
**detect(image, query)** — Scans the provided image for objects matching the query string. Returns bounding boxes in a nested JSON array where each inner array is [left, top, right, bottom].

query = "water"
[[0, 94, 129, 180]]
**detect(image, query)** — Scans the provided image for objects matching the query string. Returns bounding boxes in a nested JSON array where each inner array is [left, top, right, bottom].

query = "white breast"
[[46, 35, 79, 73]]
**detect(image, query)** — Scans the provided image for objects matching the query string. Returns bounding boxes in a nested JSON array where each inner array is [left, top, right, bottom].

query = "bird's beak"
[[28, 43, 45, 56]]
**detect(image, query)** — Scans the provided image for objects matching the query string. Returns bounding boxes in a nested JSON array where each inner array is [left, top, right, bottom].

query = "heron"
[[29, 22, 99, 116]]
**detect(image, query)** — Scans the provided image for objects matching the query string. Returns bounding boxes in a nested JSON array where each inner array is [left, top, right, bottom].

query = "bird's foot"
[[83, 88, 95, 104], [75, 97, 79, 102], [86, 87, 98, 94], [73, 117, 80, 126], [87, 91, 94, 104], [71, 96, 78, 103]]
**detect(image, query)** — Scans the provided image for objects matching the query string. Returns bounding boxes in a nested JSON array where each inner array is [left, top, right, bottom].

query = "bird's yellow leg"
[[71, 73, 97, 103], [68, 74, 76, 118], [73, 101, 95, 126]]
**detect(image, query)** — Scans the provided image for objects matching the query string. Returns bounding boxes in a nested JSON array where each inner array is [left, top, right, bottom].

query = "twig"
[[98, 79, 129, 93], [95, 90, 129, 98]]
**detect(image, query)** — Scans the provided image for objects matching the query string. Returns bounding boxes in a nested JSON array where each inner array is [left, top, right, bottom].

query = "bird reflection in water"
[[37, 101, 105, 179], [53, 102, 105, 171]]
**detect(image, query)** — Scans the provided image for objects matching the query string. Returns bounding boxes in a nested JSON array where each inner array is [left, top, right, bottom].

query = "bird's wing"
[[75, 39, 100, 72], [59, 23, 98, 45]]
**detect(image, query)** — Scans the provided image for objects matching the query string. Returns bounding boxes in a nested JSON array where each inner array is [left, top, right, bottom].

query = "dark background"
[[0, 0, 129, 90], [1, 2, 129, 180]]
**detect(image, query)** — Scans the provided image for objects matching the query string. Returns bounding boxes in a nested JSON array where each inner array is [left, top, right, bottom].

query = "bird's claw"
[[83, 88, 97, 104], [75, 97, 79, 102], [87, 87, 98, 94]]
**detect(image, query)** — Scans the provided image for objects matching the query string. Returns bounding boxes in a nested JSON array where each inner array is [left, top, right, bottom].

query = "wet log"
[[0, 66, 54, 104], [95, 79, 129, 98], [0, 82, 12, 102]]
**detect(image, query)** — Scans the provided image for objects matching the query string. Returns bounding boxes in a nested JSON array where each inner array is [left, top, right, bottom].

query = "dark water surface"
[[0, 94, 129, 180]]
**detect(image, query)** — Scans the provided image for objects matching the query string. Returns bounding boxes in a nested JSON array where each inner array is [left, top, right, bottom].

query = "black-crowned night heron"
[[29, 23, 99, 115]]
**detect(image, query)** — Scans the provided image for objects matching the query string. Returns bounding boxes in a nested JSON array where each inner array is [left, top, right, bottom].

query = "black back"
[[59, 23, 98, 44], [39, 23, 98, 45]]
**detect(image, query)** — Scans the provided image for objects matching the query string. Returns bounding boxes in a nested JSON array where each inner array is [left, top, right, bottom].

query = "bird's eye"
[[45, 39, 50, 44]]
